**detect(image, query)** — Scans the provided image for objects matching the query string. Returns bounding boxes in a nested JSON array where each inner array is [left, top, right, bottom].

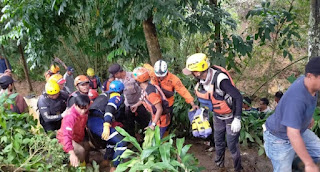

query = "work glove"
[[231, 117, 241, 133], [102, 122, 111, 140]]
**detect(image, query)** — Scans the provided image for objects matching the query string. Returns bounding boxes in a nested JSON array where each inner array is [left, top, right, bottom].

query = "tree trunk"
[[143, 17, 162, 65], [18, 44, 33, 92], [308, 0, 320, 58], [210, 0, 222, 54]]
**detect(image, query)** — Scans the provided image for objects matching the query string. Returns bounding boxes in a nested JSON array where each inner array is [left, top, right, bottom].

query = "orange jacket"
[[143, 64, 194, 107]]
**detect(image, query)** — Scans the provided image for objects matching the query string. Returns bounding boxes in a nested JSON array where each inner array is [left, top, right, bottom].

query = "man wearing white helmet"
[[144, 60, 198, 113], [183, 53, 243, 172]]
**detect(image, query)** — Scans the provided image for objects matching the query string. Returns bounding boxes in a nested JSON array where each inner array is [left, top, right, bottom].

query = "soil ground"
[[187, 138, 272, 172]]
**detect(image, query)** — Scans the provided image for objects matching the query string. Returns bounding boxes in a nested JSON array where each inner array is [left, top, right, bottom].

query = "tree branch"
[[251, 55, 308, 96]]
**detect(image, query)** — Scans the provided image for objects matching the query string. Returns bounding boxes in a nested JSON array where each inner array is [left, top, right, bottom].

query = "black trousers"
[[122, 105, 150, 136]]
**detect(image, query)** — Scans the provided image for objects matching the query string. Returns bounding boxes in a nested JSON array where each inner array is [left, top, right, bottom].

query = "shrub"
[[115, 126, 204, 172], [0, 91, 68, 171]]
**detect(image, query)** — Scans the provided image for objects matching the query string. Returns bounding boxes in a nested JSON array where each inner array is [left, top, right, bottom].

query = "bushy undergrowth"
[[0, 91, 70, 171]]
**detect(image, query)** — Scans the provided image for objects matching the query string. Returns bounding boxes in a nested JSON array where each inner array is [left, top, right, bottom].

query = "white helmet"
[[154, 60, 168, 77]]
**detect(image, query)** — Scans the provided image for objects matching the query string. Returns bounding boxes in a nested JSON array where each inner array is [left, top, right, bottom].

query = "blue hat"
[[67, 66, 74, 72]]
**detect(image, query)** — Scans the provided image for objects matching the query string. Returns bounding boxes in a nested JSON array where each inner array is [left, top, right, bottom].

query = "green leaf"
[[154, 126, 161, 146], [176, 137, 185, 156], [120, 149, 136, 159], [287, 74, 296, 84], [140, 146, 158, 161], [116, 126, 142, 152], [8, 93, 18, 100], [159, 142, 171, 163], [142, 128, 155, 149], [153, 162, 177, 171], [181, 144, 192, 157], [116, 158, 138, 172], [170, 160, 183, 168], [258, 146, 265, 156], [3, 143, 13, 153], [0, 136, 8, 143]]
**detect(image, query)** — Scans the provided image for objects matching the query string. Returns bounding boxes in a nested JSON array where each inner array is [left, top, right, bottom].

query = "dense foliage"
[[0, 92, 69, 171]]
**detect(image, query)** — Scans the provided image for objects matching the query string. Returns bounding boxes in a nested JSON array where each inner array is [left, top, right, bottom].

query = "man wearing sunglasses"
[[67, 75, 90, 108], [57, 94, 91, 167], [87, 80, 127, 172]]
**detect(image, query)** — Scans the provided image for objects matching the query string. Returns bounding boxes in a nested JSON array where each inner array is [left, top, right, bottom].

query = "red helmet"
[[74, 75, 89, 86], [88, 89, 99, 101], [132, 67, 150, 83]]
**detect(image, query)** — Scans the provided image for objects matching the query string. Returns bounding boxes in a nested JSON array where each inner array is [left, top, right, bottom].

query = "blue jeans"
[[263, 129, 320, 172]]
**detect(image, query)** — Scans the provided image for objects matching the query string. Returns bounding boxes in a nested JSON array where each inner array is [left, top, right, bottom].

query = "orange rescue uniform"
[[143, 63, 194, 107]]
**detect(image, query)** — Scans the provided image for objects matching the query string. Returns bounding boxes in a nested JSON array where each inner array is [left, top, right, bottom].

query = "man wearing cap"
[[264, 57, 320, 172], [64, 66, 75, 94], [108, 63, 150, 137], [0, 75, 28, 114], [183, 53, 243, 172]]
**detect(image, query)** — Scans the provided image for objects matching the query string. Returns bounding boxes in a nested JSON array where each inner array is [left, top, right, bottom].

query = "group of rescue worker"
[[35, 53, 245, 172], [1, 51, 320, 172], [0, 51, 261, 172]]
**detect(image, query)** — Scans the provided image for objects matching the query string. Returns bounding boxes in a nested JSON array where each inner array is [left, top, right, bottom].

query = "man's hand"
[[131, 105, 138, 113], [190, 102, 199, 111], [131, 101, 143, 112], [101, 122, 111, 140], [305, 163, 319, 172], [145, 125, 155, 130], [308, 118, 315, 129], [61, 108, 70, 118], [69, 150, 79, 167]]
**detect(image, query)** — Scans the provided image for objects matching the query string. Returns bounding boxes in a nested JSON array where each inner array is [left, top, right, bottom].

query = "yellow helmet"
[[87, 68, 95, 77], [50, 64, 60, 74], [48, 74, 66, 84], [45, 81, 60, 95], [183, 53, 210, 75]]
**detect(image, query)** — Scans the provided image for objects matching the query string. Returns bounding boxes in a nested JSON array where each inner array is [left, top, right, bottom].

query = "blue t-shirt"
[[266, 76, 317, 140]]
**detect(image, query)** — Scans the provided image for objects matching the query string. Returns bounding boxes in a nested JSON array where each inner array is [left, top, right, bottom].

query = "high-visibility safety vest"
[[194, 65, 235, 115]]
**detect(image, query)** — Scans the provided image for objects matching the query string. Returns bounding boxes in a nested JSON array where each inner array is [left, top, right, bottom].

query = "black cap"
[[108, 63, 123, 77], [306, 57, 320, 75], [0, 75, 14, 89]]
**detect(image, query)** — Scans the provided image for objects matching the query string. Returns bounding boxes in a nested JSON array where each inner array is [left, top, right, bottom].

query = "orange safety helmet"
[[50, 64, 60, 74], [74, 75, 90, 86], [132, 67, 150, 83]]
